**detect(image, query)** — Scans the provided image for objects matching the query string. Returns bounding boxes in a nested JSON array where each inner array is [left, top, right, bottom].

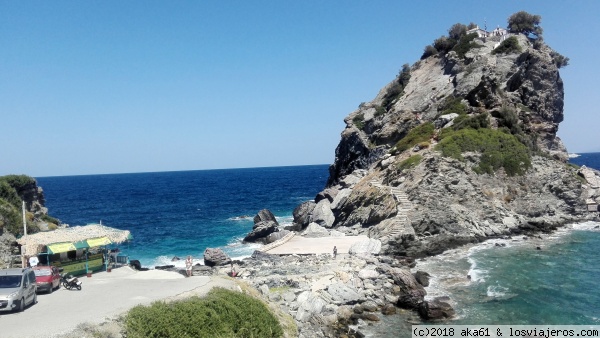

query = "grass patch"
[[393, 122, 434, 154], [124, 288, 283, 338], [397, 155, 423, 171], [436, 128, 531, 176]]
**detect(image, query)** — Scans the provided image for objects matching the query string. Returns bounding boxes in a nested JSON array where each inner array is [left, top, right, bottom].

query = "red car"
[[32, 266, 61, 294]]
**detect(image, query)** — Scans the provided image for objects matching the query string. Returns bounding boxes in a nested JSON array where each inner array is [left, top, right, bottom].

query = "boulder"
[[381, 304, 397, 315], [296, 291, 327, 322], [266, 230, 291, 244], [327, 282, 362, 305], [311, 199, 336, 228], [303, 222, 330, 238], [315, 188, 339, 203], [389, 268, 426, 309], [418, 297, 455, 320], [414, 270, 431, 287], [253, 209, 279, 225], [292, 201, 316, 229], [348, 238, 382, 256], [203, 248, 231, 267], [243, 221, 278, 243]]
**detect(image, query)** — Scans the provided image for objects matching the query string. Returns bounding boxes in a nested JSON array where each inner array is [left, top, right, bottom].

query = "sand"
[[263, 235, 370, 255], [1, 266, 237, 338]]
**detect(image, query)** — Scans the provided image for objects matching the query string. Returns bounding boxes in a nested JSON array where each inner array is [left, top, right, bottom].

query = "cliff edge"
[[293, 19, 600, 257]]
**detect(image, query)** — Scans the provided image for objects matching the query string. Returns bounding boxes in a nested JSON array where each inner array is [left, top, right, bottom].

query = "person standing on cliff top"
[[185, 256, 193, 277]]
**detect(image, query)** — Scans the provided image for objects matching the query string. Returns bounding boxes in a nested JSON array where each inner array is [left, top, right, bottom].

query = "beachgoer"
[[230, 262, 237, 277], [333, 246, 337, 259], [185, 256, 193, 277]]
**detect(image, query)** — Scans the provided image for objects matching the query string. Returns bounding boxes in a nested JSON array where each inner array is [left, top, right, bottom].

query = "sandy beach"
[[263, 235, 370, 255], [1, 266, 237, 338]]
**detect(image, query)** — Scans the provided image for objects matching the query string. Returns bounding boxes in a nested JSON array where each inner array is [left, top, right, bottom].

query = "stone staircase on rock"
[[368, 179, 415, 244]]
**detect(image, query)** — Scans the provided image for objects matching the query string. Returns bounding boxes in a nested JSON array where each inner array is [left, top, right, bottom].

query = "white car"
[[0, 268, 37, 312]]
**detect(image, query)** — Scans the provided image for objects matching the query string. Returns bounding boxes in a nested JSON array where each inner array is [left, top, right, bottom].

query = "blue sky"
[[1, 1, 598, 177]]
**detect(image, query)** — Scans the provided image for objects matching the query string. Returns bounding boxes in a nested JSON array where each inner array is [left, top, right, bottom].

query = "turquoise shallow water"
[[360, 152, 600, 337]]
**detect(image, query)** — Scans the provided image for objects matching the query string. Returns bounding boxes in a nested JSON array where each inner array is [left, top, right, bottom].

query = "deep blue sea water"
[[36, 165, 329, 268]]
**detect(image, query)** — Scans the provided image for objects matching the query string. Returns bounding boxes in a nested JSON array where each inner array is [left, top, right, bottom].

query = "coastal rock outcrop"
[[244, 209, 279, 243], [288, 29, 599, 260]]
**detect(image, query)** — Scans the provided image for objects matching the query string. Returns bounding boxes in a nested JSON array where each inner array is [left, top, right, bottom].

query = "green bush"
[[381, 64, 411, 110], [438, 96, 467, 116], [451, 113, 490, 131], [125, 288, 283, 338], [374, 105, 386, 117], [421, 45, 438, 59], [492, 36, 521, 55], [353, 113, 365, 130], [452, 33, 480, 59], [397, 155, 423, 171], [435, 128, 531, 176], [393, 122, 434, 154]]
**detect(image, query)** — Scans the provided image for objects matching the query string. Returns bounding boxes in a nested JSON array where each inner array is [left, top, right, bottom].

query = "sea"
[[35, 154, 600, 336]]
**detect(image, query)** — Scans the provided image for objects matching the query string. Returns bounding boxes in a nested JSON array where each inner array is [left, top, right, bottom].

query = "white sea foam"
[[568, 153, 580, 158], [486, 285, 509, 298], [227, 215, 253, 221], [150, 255, 204, 268]]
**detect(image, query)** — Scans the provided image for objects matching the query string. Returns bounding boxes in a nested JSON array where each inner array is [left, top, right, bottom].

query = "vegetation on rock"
[[125, 288, 283, 338], [381, 64, 411, 111], [507, 11, 543, 39], [436, 127, 531, 176], [397, 155, 423, 171], [491, 36, 521, 55], [392, 122, 434, 154]]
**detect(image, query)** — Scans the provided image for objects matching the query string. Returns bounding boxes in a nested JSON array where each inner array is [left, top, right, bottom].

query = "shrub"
[[393, 123, 435, 154], [381, 64, 411, 110], [448, 23, 468, 41], [492, 36, 521, 55], [421, 45, 438, 59], [451, 113, 489, 131], [125, 288, 283, 338], [452, 33, 480, 59], [438, 96, 467, 116], [397, 155, 423, 171], [374, 105, 386, 117], [353, 113, 365, 130], [550, 50, 569, 68], [433, 35, 456, 54], [435, 128, 531, 176]]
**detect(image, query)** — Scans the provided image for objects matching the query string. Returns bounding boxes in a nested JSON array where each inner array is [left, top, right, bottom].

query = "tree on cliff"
[[507, 11, 543, 38]]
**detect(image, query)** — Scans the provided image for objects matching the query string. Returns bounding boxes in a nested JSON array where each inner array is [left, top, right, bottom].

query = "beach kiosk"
[[17, 224, 132, 276]]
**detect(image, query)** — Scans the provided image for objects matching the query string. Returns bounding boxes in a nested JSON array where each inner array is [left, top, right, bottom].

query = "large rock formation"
[[292, 32, 600, 257], [244, 209, 280, 243]]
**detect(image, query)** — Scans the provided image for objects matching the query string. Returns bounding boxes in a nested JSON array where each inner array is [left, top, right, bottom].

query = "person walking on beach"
[[185, 256, 193, 277], [333, 246, 337, 259]]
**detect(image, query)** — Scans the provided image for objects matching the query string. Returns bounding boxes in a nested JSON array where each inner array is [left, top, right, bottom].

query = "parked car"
[[33, 266, 61, 294], [0, 268, 37, 312]]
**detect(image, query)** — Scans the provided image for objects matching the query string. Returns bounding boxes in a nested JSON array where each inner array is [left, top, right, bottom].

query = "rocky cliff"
[[0, 175, 59, 268], [294, 32, 600, 257]]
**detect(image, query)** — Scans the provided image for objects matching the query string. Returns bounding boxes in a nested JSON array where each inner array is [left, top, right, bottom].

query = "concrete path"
[[264, 235, 369, 255], [0, 266, 236, 338]]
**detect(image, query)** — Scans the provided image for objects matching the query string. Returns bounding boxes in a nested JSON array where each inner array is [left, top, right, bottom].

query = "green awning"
[[47, 237, 112, 254]]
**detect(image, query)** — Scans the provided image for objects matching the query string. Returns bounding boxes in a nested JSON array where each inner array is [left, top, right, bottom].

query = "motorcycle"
[[60, 273, 82, 290]]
